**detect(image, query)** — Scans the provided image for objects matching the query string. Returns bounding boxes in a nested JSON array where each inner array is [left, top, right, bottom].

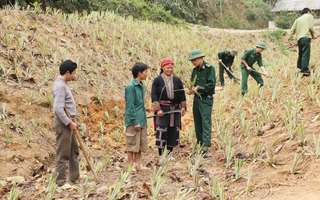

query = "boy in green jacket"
[[124, 62, 149, 171]]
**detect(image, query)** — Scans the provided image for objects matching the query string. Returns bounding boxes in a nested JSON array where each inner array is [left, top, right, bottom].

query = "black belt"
[[196, 94, 213, 99]]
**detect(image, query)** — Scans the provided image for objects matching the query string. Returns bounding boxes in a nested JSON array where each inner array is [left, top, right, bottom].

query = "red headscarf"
[[160, 58, 174, 68]]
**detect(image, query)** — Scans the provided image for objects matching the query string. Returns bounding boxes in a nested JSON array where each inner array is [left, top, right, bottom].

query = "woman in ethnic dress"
[[151, 58, 186, 158]]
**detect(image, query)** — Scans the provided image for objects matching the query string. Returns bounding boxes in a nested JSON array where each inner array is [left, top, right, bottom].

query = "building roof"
[[272, 0, 320, 12]]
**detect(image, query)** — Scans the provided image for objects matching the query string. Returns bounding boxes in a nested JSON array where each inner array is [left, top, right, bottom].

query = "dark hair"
[[159, 68, 163, 75], [59, 60, 77, 75], [131, 62, 148, 78], [301, 8, 311, 15]]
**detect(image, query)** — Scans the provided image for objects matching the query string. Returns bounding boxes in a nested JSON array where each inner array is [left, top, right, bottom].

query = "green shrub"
[[274, 11, 300, 29], [245, 9, 258, 22], [101, 0, 178, 24]]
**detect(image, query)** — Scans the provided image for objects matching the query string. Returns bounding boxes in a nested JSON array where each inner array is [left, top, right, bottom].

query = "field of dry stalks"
[[1, 4, 320, 200]]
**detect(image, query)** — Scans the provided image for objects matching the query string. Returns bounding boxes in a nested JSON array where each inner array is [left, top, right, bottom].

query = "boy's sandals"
[[132, 166, 149, 172], [138, 166, 149, 171]]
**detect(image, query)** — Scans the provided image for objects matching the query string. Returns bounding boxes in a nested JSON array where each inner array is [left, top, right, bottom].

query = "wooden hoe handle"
[[220, 61, 240, 81], [64, 107, 99, 182]]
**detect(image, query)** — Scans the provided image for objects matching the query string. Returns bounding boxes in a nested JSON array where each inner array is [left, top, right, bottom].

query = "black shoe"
[[56, 181, 66, 187], [71, 179, 80, 184], [302, 72, 310, 77], [233, 78, 238, 84]]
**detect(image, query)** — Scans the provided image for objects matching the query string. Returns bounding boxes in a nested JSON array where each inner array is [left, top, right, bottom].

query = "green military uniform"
[[240, 47, 264, 95], [188, 50, 216, 150], [288, 11, 315, 73], [218, 50, 237, 87]]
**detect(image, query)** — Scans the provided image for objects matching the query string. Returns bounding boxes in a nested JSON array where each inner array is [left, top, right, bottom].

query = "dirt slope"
[[1, 7, 320, 200]]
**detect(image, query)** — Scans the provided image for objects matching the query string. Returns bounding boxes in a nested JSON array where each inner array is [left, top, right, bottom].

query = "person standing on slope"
[[124, 62, 149, 172], [288, 7, 317, 76], [187, 50, 216, 158], [151, 58, 186, 161], [53, 60, 79, 186]]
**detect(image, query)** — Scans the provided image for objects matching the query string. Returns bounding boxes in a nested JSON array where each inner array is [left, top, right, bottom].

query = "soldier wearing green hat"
[[240, 42, 269, 96], [187, 49, 216, 158], [218, 49, 238, 87]]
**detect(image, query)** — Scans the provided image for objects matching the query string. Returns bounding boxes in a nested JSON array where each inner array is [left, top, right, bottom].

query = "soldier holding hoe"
[[218, 49, 238, 87], [240, 42, 270, 96]]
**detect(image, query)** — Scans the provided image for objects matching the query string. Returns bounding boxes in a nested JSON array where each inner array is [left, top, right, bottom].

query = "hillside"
[[1, 6, 320, 200]]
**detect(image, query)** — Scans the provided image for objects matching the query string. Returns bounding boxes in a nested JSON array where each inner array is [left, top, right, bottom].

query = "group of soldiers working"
[[182, 7, 317, 161], [217, 42, 269, 95]]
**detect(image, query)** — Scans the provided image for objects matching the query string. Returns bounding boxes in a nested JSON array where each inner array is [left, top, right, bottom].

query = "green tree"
[[274, 11, 300, 29]]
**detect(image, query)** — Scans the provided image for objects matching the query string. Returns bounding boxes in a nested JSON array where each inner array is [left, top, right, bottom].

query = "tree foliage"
[[0, 0, 275, 29], [274, 11, 300, 29]]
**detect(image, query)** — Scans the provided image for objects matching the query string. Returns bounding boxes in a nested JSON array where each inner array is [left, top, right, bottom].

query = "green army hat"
[[256, 42, 266, 50], [231, 49, 238, 55], [187, 49, 205, 61]]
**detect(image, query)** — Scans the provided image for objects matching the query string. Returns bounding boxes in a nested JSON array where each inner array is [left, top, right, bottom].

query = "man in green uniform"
[[288, 7, 317, 76], [241, 42, 269, 96], [218, 49, 238, 87], [187, 50, 216, 158]]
